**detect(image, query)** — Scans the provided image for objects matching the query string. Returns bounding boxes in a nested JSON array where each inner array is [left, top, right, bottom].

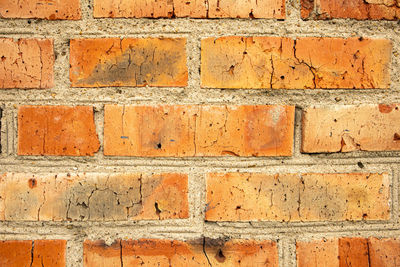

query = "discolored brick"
[[0, 240, 66, 267], [206, 173, 389, 222], [0, 38, 54, 89], [0, 172, 188, 221], [302, 104, 400, 153], [201, 37, 391, 89], [0, 0, 81, 20], [301, 0, 400, 20], [84, 238, 278, 266], [104, 104, 294, 157], [93, 0, 285, 19], [18, 105, 100, 156], [70, 38, 188, 87]]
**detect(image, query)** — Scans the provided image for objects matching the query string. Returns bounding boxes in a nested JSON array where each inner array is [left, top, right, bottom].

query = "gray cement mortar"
[[0, 0, 399, 266]]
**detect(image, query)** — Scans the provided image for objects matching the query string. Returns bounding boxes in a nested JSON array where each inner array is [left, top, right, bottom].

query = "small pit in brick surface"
[[215, 249, 226, 262], [28, 178, 37, 188]]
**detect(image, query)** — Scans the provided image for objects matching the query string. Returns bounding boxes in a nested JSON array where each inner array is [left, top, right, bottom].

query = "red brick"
[[18, 105, 100, 156], [93, 0, 285, 19], [297, 237, 400, 267], [0, 240, 66, 267], [84, 238, 278, 266], [104, 105, 294, 157], [0, 172, 188, 221], [0, 38, 54, 89], [70, 38, 187, 87], [0, 0, 81, 20], [206, 173, 389, 222], [201, 37, 391, 89], [302, 104, 400, 153], [301, 0, 400, 20]]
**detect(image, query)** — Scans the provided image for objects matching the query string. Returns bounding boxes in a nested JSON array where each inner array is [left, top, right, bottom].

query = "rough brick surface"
[[206, 173, 389, 222], [297, 237, 400, 267], [0, 0, 81, 20], [18, 105, 100, 156], [0, 38, 54, 89], [70, 38, 188, 87], [0, 172, 188, 221], [301, 0, 400, 20], [0, 240, 66, 267], [93, 0, 285, 19], [201, 37, 391, 89], [104, 104, 294, 157], [302, 104, 400, 153], [84, 238, 278, 266]]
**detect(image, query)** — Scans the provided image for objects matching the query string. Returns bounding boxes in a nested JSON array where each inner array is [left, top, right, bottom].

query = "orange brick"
[[302, 104, 400, 153], [0, 0, 81, 19], [18, 105, 100, 156], [301, 0, 400, 20], [206, 173, 389, 222], [93, 0, 285, 19], [84, 238, 278, 266], [70, 38, 187, 87], [0, 240, 66, 267], [0, 172, 188, 221], [201, 37, 391, 89], [368, 237, 400, 266], [0, 38, 54, 89], [297, 237, 399, 267], [104, 105, 294, 157]]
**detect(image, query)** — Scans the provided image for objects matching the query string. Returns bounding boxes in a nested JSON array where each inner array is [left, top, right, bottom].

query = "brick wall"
[[0, 0, 399, 266]]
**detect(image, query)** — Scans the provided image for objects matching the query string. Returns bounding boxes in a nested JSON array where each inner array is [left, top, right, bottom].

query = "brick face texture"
[[70, 38, 188, 87], [0, 38, 54, 89], [0, 0, 81, 20], [0, 173, 188, 221], [93, 0, 285, 18], [18, 105, 100, 156], [104, 104, 295, 157], [301, 0, 400, 20], [84, 239, 278, 266], [0, 240, 66, 267], [302, 104, 400, 153], [297, 237, 400, 267], [201, 37, 391, 89], [206, 173, 389, 222]]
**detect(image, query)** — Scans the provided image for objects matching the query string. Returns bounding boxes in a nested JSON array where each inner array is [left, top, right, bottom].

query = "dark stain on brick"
[[28, 178, 37, 189]]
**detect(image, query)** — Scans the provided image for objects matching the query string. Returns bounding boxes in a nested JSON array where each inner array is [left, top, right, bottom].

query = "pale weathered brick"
[[302, 104, 400, 153], [201, 37, 391, 89], [18, 105, 100, 156], [93, 0, 285, 19], [0, 173, 188, 221], [104, 104, 294, 157], [84, 239, 278, 266], [0, 0, 81, 19], [70, 38, 188, 87], [0, 38, 54, 89], [206, 173, 389, 222]]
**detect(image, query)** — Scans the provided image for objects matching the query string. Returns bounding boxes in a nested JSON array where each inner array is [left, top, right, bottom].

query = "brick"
[[18, 105, 100, 156], [104, 104, 294, 157], [0, 172, 188, 221], [201, 37, 391, 89], [0, 38, 54, 89], [302, 104, 400, 153], [0, 240, 66, 267], [93, 0, 285, 19], [297, 237, 400, 267], [0, 0, 80, 19], [301, 0, 400, 20], [84, 238, 278, 266], [206, 173, 389, 222], [368, 237, 400, 266], [70, 38, 187, 88]]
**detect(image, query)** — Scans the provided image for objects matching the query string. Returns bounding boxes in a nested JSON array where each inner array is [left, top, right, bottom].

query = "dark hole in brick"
[[157, 143, 162, 149], [236, 205, 241, 210], [155, 202, 162, 215], [394, 133, 400, 141], [215, 249, 226, 262], [280, 75, 285, 80], [28, 178, 37, 189], [357, 162, 364, 168]]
